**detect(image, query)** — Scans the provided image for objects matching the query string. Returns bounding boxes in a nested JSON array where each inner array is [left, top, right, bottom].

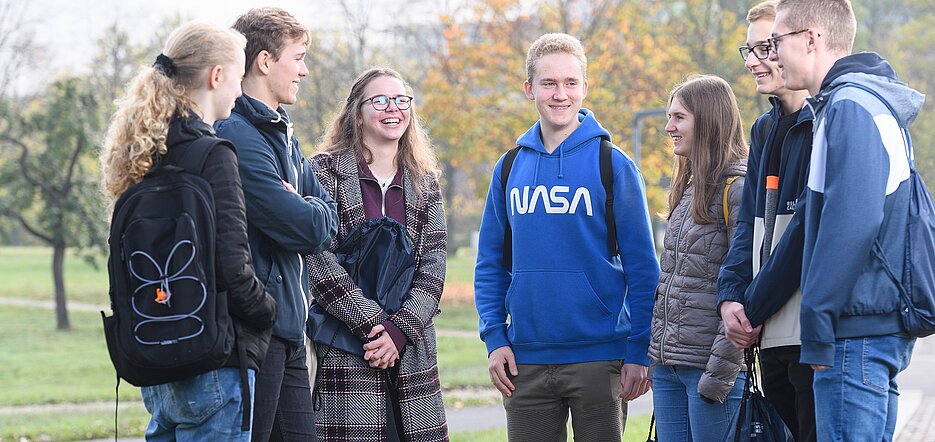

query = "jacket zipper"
[[660, 196, 690, 365]]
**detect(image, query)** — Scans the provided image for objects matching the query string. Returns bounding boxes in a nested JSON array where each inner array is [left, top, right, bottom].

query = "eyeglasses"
[[738, 43, 771, 61], [362, 95, 413, 111], [768, 29, 809, 53]]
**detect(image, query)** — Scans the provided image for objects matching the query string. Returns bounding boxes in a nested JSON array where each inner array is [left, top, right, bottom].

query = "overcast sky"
[[17, 0, 441, 93]]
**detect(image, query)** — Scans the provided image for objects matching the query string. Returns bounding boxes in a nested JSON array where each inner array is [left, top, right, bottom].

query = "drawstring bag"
[[726, 347, 794, 442], [307, 217, 416, 356]]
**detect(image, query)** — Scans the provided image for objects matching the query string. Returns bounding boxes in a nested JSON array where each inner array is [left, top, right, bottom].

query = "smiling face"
[[359, 75, 410, 147], [666, 95, 695, 157], [770, 10, 812, 94], [524, 52, 588, 137], [267, 38, 308, 106], [745, 18, 787, 97]]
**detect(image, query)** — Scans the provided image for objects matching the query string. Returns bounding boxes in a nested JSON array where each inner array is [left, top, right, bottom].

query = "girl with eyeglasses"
[[305, 67, 448, 441]]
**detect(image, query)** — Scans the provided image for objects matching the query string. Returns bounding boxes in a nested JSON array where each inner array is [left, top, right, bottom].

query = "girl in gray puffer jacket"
[[649, 74, 748, 442]]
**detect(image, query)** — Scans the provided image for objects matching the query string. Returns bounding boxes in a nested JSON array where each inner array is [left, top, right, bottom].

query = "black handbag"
[[726, 347, 795, 442], [306, 217, 416, 356]]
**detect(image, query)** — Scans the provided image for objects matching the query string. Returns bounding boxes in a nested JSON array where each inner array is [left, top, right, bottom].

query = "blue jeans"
[[141, 367, 256, 442], [251, 336, 315, 442], [812, 335, 915, 442], [652, 364, 745, 442]]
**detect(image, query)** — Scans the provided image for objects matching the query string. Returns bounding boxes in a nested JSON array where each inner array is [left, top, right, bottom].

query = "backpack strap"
[[165, 136, 231, 175], [723, 176, 740, 225], [599, 138, 618, 257], [500, 146, 522, 268]]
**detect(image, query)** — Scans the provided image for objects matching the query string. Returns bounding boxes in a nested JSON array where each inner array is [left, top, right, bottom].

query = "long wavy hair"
[[100, 22, 246, 201], [666, 74, 748, 224], [318, 67, 439, 197]]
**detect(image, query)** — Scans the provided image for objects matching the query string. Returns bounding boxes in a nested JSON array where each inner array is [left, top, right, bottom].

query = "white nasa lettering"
[[510, 186, 593, 216], [569, 187, 592, 215], [547, 186, 569, 213]]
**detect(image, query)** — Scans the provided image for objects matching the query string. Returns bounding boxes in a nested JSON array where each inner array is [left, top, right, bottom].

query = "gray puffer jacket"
[[649, 161, 746, 402]]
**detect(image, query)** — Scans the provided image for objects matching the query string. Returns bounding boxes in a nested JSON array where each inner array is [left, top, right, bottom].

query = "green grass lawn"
[[0, 246, 659, 441], [0, 306, 140, 406], [0, 245, 478, 307], [0, 247, 109, 306], [436, 302, 480, 332], [0, 406, 150, 442], [0, 303, 494, 440], [446, 247, 477, 285]]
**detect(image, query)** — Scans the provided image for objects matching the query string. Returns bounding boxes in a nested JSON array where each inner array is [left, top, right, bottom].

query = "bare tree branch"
[[1, 207, 52, 244]]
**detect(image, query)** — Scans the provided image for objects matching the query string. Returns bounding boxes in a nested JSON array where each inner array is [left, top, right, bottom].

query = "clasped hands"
[[362, 323, 399, 369]]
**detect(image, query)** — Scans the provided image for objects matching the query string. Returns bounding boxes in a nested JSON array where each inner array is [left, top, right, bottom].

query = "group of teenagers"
[[97, 0, 923, 441]]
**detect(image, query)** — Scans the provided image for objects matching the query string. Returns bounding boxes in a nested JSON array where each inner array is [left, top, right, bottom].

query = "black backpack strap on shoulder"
[[500, 146, 522, 268], [600, 139, 618, 257], [173, 136, 229, 175]]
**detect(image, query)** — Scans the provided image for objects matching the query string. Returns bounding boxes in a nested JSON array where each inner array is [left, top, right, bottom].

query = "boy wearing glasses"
[[215, 7, 338, 441], [717, 1, 815, 440], [770, 0, 923, 439], [474, 33, 659, 441]]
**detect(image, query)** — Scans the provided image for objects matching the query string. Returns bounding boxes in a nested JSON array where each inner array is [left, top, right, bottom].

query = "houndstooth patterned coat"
[[306, 152, 449, 442]]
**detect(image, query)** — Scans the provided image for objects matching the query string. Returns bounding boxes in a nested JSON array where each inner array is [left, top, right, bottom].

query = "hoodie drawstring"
[[533, 153, 541, 185], [558, 144, 565, 179]]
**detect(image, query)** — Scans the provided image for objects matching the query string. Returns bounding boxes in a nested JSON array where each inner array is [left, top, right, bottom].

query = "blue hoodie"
[[474, 109, 659, 365], [799, 53, 925, 366]]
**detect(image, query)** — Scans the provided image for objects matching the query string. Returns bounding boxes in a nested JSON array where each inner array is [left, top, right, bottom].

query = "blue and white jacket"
[[473, 109, 659, 365], [717, 96, 813, 349], [799, 53, 925, 366]]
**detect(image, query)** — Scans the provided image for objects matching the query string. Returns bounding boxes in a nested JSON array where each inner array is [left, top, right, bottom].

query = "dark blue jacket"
[[717, 96, 813, 330], [799, 53, 924, 366], [215, 95, 338, 346]]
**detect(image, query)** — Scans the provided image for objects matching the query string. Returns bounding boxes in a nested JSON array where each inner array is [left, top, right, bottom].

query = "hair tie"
[[153, 53, 177, 78]]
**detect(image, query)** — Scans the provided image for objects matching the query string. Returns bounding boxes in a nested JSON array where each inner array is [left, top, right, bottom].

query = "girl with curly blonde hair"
[[100, 21, 277, 440]]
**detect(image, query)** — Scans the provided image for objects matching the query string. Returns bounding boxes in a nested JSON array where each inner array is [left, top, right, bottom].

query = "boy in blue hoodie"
[[473, 33, 659, 441], [770, 1, 924, 440]]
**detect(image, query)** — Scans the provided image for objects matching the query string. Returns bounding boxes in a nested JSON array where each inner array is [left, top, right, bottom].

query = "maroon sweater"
[[357, 161, 408, 351]]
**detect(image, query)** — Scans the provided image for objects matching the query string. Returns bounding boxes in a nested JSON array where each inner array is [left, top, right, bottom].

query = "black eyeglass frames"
[[738, 43, 771, 61], [363, 95, 413, 111], [768, 29, 809, 53]]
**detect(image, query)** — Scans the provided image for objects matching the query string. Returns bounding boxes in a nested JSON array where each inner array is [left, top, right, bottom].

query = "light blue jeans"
[[141, 367, 256, 442], [812, 335, 915, 442], [652, 364, 745, 442]]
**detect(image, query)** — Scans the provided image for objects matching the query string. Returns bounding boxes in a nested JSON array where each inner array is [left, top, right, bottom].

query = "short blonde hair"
[[525, 33, 587, 82], [776, 0, 855, 54], [747, 0, 777, 23]]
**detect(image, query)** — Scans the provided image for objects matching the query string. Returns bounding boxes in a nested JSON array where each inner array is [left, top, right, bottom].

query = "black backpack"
[[500, 139, 619, 267], [102, 137, 236, 387]]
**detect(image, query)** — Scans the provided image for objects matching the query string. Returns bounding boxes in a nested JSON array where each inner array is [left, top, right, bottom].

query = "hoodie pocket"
[[505, 270, 614, 346]]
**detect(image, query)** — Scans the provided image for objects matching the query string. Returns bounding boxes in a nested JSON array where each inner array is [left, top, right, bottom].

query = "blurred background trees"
[[1, 0, 932, 326]]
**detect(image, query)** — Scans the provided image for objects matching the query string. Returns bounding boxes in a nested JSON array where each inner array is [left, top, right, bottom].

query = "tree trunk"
[[52, 244, 70, 330]]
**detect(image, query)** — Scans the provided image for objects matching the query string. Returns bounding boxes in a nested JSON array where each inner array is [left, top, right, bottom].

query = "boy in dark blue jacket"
[[474, 33, 658, 442], [717, 2, 815, 439], [215, 7, 338, 441], [770, 0, 924, 439]]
